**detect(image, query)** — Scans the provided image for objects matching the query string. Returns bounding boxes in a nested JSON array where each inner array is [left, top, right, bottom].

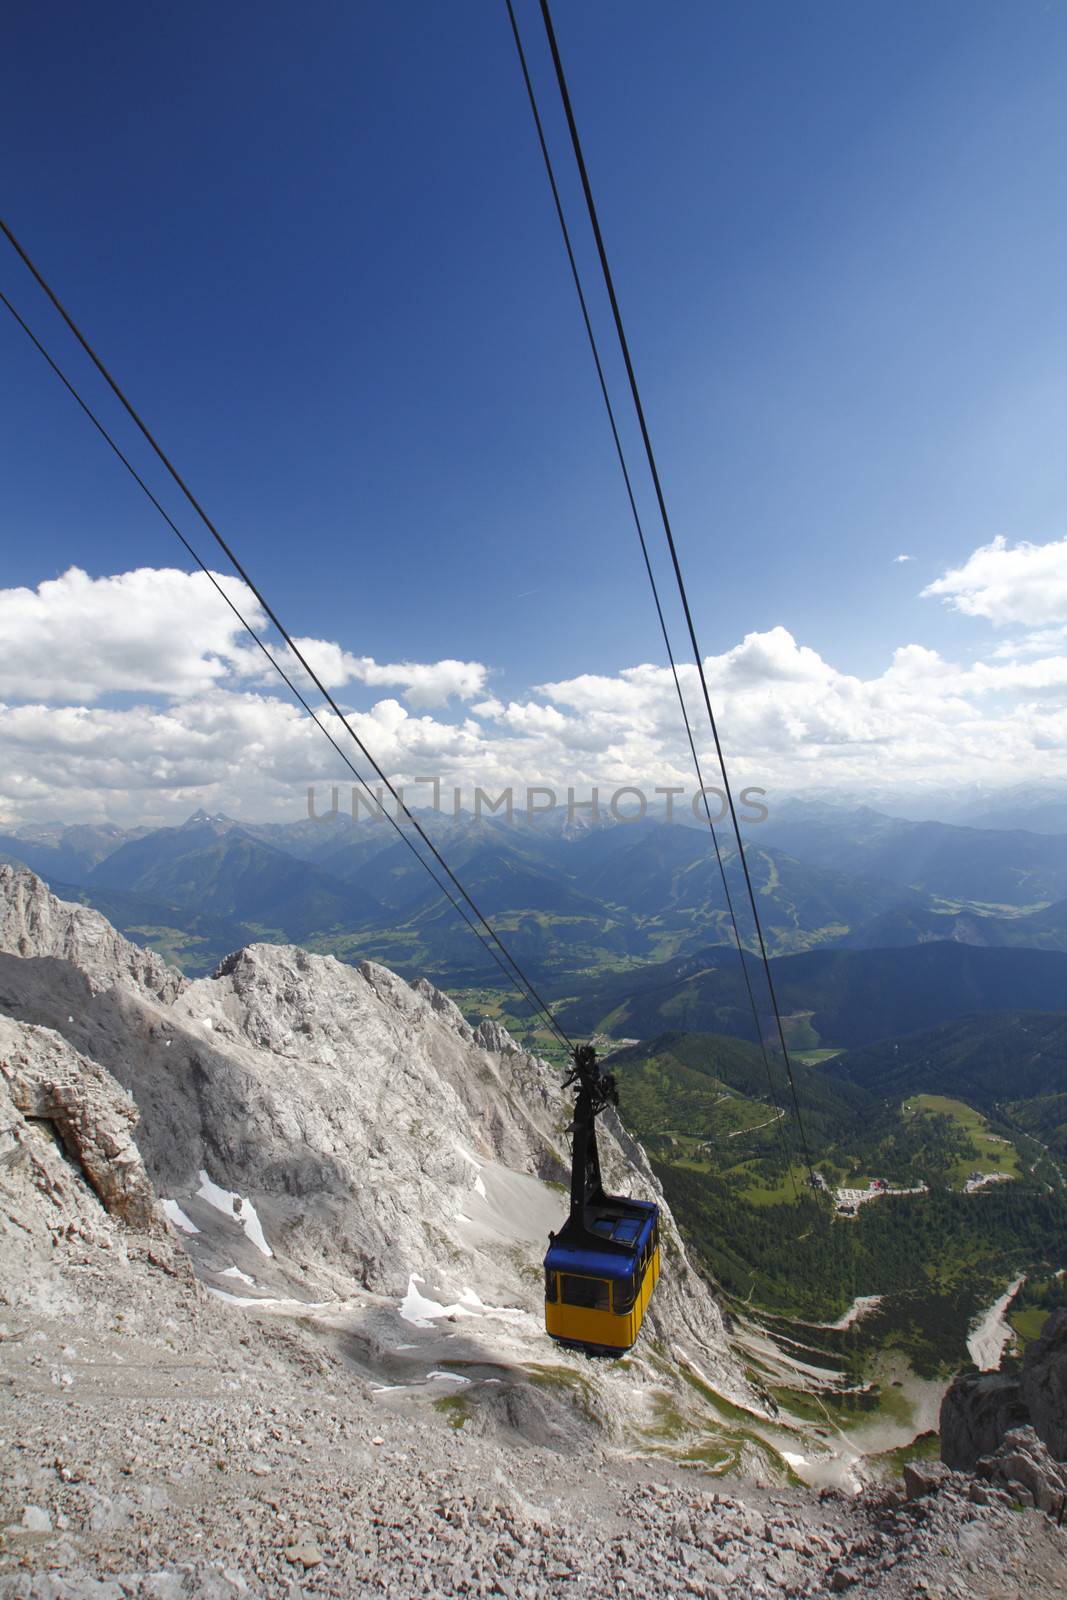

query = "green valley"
[[607, 1026, 1067, 1377]]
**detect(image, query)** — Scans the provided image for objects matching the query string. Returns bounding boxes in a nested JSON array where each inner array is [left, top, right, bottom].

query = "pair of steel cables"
[[0, 2, 815, 1185], [0, 221, 572, 1059], [506, 0, 815, 1188]]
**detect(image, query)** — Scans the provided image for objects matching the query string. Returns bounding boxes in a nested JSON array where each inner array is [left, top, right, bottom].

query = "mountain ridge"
[[0, 866, 767, 1456], [3, 870, 1067, 1595], [558, 940, 1067, 1050]]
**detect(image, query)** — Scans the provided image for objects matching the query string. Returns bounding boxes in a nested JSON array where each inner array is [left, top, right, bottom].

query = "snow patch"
[[205, 1287, 285, 1308], [968, 1276, 1025, 1371], [161, 1199, 199, 1235], [456, 1286, 524, 1320], [398, 1275, 477, 1327], [219, 1266, 256, 1286], [196, 1170, 273, 1257]]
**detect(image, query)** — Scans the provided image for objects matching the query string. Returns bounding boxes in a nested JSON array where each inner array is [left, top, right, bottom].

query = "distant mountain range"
[[824, 1010, 1067, 1205], [85, 814, 383, 936], [953, 782, 1067, 836], [0, 805, 934, 981], [558, 942, 1067, 1050], [760, 800, 1067, 906], [4, 803, 1067, 1015], [828, 1010, 1067, 1129]]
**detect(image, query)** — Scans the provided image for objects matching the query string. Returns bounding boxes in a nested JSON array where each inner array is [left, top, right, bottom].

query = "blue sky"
[[2, 2, 1066, 822]]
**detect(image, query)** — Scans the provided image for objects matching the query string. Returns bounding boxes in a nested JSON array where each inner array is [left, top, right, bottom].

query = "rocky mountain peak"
[[0, 866, 184, 1004], [182, 808, 239, 830], [3, 868, 1067, 1597], [1, 1013, 165, 1237], [0, 868, 760, 1463]]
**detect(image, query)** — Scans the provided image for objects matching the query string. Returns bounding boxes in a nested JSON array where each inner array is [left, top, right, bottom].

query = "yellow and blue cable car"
[[544, 1044, 660, 1354]]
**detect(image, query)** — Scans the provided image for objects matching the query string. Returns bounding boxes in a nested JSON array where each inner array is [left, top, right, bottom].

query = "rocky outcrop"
[[973, 1426, 1067, 1517], [0, 867, 761, 1462], [904, 1427, 1067, 1526], [0, 865, 183, 1004], [902, 1458, 954, 1500], [1, 1015, 163, 1233], [941, 1308, 1067, 1473], [940, 1370, 1030, 1470], [0, 1014, 192, 1328], [1022, 1308, 1067, 1460]]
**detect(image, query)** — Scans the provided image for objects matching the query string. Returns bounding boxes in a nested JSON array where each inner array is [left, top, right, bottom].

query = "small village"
[[964, 1168, 1016, 1194], [833, 1169, 1016, 1214], [834, 1177, 929, 1216]]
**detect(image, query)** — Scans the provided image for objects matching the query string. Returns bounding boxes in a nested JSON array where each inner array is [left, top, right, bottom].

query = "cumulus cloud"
[[0, 566, 267, 703], [992, 626, 1067, 660], [271, 638, 489, 707], [3, 549, 1067, 826], [344, 655, 488, 707], [922, 535, 1067, 625], [0, 567, 489, 712], [0, 691, 489, 825], [893, 553, 914, 563]]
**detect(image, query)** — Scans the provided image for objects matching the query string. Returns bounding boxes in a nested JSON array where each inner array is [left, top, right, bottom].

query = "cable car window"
[[613, 1273, 638, 1315], [544, 1269, 557, 1303], [559, 1274, 611, 1311]]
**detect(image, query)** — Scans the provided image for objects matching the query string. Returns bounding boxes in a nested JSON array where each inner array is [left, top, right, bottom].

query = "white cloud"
[[0, 566, 266, 702], [345, 655, 489, 708], [991, 626, 1067, 660], [268, 638, 489, 707], [0, 567, 488, 712], [4, 550, 1067, 827], [922, 535, 1067, 625], [0, 691, 488, 825], [893, 553, 914, 563]]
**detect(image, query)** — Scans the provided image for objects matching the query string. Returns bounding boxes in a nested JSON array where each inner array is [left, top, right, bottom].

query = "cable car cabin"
[[544, 1196, 660, 1353], [544, 1043, 661, 1355]]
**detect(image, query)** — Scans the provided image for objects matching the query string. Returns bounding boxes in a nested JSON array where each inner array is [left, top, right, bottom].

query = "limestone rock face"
[[941, 1308, 1067, 1471], [940, 1372, 1029, 1471], [976, 1426, 1067, 1517], [0, 864, 183, 1004], [0, 1013, 191, 1327], [0, 867, 757, 1450], [902, 1459, 953, 1500], [1021, 1310, 1067, 1461], [1, 1015, 163, 1233]]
